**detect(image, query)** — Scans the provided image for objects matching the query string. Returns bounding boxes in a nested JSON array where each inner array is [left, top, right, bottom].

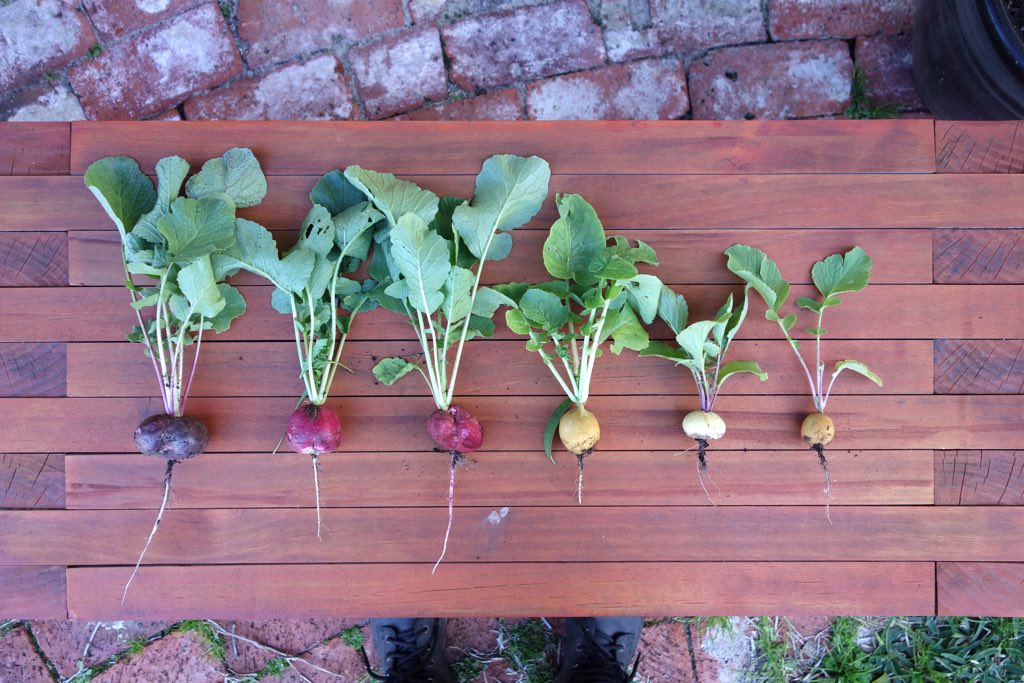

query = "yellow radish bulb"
[[682, 410, 726, 441], [559, 403, 600, 455], [801, 412, 835, 448]]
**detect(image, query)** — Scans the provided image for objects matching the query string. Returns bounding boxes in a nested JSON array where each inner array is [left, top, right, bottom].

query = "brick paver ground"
[[1, 0, 923, 121], [2, 0, 921, 679]]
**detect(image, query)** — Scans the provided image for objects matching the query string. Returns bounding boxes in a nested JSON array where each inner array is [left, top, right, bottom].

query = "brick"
[[0, 81, 85, 121], [31, 621, 173, 679], [82, 0, 201, 41], [689, 40, 853, 120], [0, 627, 52, 683], [92, 631, 225, 682], [151, 108, 182, 120], [651, 0, 765, 54], [349, 28, 447, 119], [600, 0, 660, 62], [238, 0, 405, 69], [0, 0, 94, 93], [769, 0, 914, 40], [396, 88, 523, 120], [67, 4, 241, 119], [527, 59, 688, 120], [442, 1, 605, 91], [855, 34, 922, 109], [222, 619, 360, 675], [410, 0, 542, 23], [185, 55, 355, 120]]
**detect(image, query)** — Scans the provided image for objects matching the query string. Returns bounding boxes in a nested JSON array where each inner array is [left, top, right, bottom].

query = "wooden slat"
[[0, 342, 65, 397], [937, 563, 1024, 616], [4, 285, 1020, 343], [0, 232, 67, 286], [0, 123, 70, 175], [65, 450, 934, 509], [934, 450, 1024, 505], [65, 339, 933, 398], [5, 507, 1022, 565], [8, 174, 1024, 231], [936, 121, 1024, 173], [69, 120, 936, 175], [0, 453, 64, 509], [934, 229, 1024, 283], [68, 228, 933, 287], [67, 562, 935, 619], [0, 566, 67, 619], [1, 395, 1021, 454], [934, 340, 1024, 395]]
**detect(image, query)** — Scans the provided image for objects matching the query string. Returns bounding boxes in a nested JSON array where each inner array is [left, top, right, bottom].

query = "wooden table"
[[1, 120, 1023, 620]]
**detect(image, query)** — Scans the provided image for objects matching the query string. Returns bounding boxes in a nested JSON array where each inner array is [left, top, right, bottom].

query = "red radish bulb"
[[427, 404, 483, 454], [286, 402, 342, 455]]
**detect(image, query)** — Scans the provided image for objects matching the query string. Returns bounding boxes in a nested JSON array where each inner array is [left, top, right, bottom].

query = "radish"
[[212, 169, 382, 539], [498, 194, 660, 503], [356, 155, 551, 572], [641, 290, 766, 500], [725, 245, 882, 521], [84, 148, 266, 601]]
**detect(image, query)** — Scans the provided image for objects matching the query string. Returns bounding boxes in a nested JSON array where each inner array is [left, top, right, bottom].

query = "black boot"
[[555, 617, 643, 683], [364, 618, 454, 683]]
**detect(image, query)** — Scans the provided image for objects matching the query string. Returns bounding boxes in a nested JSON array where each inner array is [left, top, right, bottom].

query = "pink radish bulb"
[[286, 403, 342, 455], [134, 414, 208, 460], [427, 404, 483, 454]]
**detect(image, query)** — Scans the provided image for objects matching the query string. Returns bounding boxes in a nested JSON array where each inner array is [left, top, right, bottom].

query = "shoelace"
[[360, 624, 437, 683], [569, 627, 642, 683]]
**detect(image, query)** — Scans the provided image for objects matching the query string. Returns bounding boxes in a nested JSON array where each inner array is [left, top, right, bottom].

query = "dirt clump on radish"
[[134, 414, 209, 460]]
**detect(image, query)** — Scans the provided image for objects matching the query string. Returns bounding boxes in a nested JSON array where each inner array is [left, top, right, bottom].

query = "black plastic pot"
[[914, 0, 1024, 118]]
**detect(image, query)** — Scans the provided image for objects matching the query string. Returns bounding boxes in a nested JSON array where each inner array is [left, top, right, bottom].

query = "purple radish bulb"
[[427, 404, 483, 454], [285, 402, 342, 456], [134, 414, 209, 460]]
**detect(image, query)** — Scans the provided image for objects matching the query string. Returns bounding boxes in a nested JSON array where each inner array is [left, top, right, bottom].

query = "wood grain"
[[934, 229, 1024, 284], [7, 174, 1024, 232], [0, 232, 67, 286], [0, 342, 65, 397], [1, 395, 1020, 454], [934, 340, 1024, 394], [67, 562, 935, 619], [937, 563, 1024, 616], [5, 507, 1022, 565], [0, 123, 70, 175], [0, 566, 67, 619], [64, 450, 934, 509], [65, 339, 933, 398], [934, 450, 1024, 505], [69, 120, 936, 175], [0, 453, 64, 509], [936, 121, 1024, 173], [4, 285, 1020, 343], [68, 228, 933, 287]]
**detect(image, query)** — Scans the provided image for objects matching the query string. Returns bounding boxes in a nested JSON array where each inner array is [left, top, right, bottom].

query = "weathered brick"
[[0, 0, 94, 93], [221, 619, 360, 675], [238, 0, 405, 69], [396, 88, 523, 120], [527, 59, 688, 120], [600, 0, 660, 62], [0, 81, 85, 121], [689, 40, 853, 119], [31, 621, 174, 679], [0, 628, 52, 683], [769, 0, 914, 40], [349, 27, 447, 119], [855, 34, 922, 109], [82, 0, 201, 41], [152, 108, 182, 120], [442, 1, 605, 91], [92, 631, 225, 682], [410, 0, 542, 23], [651, 0, 765, 54], [67, 3, 241, 119], [185, 55, 355, 120]]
